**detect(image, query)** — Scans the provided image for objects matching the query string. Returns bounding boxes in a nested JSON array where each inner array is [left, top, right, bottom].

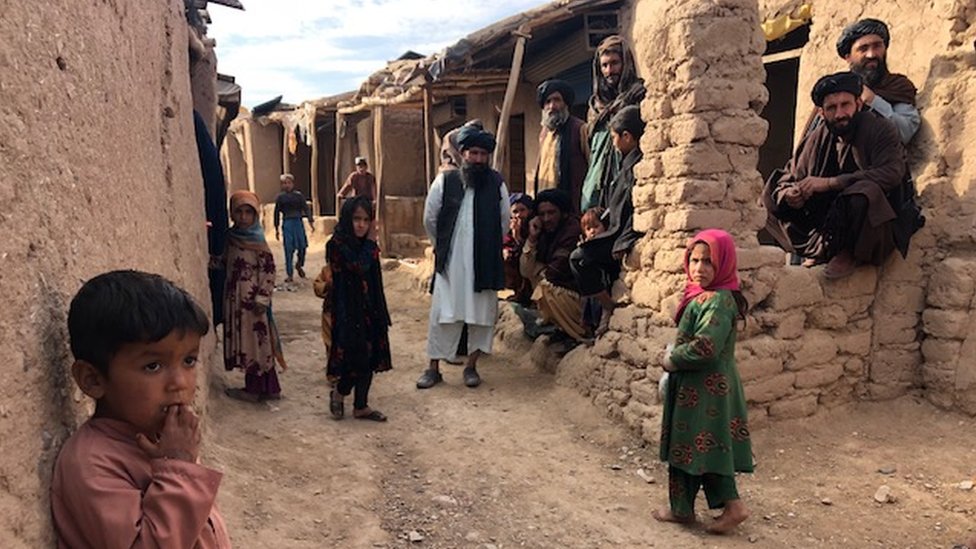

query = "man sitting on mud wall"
[[836, 18, 920, 144], [763, 72, 923, 279], [518, 189, 584, 343]]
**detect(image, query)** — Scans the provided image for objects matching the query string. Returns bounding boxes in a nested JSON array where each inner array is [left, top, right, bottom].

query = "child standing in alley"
[[327, 196, 392, 421], [52, 270, 231, 548], [274, 173, 315, 283], [653, 229, 753, 535], [224, 190, 287, 402]]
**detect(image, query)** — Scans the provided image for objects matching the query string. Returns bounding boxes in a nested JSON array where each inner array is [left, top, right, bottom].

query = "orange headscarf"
[[228, 191, 271, 253]]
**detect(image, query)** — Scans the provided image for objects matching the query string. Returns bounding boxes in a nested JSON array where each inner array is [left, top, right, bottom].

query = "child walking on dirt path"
[[274, 173, 315, 283], [654, 228, 753, 535], [327, 196, 392, 422], [223, 190, 287, 403], [52, 270, 231, 548]]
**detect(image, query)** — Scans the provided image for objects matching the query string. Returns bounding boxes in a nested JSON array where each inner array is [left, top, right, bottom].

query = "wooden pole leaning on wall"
[[493, 25, 531, 179]]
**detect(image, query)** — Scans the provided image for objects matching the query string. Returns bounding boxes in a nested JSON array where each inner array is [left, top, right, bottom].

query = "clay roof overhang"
[[337, 0, 624, 114]]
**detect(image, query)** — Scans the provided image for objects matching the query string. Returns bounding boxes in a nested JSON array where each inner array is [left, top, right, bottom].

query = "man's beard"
[[851, 55, 888, 87], [461, 161, 491, 186], [598, 77, 619, 102], [542, 107, 570, 130], [826, 110, 862, 138]]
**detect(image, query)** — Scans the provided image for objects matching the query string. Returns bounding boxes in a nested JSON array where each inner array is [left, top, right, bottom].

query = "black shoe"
[[416, 369, 443, 389], [463, 367, 481, 388]]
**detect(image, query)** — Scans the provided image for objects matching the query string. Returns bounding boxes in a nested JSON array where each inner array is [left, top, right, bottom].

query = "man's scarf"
[[587, 35, 646, 131], [434, 167, 505, 292], [872, 72, 917, 106]]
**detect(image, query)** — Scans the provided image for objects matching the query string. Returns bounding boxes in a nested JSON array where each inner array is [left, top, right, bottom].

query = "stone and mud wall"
[[0, 1, 214, 545], [553, 0, 976, 446]]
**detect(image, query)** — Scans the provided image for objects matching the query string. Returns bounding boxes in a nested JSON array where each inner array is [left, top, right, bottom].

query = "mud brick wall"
[[0, 1, 215, 544]]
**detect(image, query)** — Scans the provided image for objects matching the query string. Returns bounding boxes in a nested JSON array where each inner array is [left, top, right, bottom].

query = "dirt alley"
[[204, 248, 976, 548]]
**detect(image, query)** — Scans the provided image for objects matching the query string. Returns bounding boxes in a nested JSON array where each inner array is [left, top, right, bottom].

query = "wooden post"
[[423, 85, 436, 184], [309, 110, 320, 217], [493, 25, 531, 178], [373, 106, 390, 255]]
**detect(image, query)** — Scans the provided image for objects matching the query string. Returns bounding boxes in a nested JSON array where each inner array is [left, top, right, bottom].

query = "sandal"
[[329, 389, 344, 419], [463, 366, 481, 388], [354, 410, 387, 422]]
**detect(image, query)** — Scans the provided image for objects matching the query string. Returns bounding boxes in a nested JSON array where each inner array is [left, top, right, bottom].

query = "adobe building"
[[551, 0, 976, 450], [0, 0, 239, 544]]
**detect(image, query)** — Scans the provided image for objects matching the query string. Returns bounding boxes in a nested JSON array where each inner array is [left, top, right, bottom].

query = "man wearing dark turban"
[[763, 72, 923, 279], [419, 126, 510, 389], [519, 188, 585, 343], [534, 79, 589, 213], [581, 35, 646, 211], [835, 18, 919, 144]]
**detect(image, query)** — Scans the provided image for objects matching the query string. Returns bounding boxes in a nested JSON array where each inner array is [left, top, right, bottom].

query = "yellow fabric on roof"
[[762, 4, 813, 42]]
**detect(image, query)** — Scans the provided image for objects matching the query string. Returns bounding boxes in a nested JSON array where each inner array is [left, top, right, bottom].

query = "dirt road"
[[204, 250, 976, 548]]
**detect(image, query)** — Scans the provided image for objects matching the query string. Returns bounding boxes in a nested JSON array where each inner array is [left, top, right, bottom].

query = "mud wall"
[[221, 129, 249, 194], [243, 118, 284, 203], [790, 1, 976, 413], [378, 109, 426, 197], [0, 0, 215, 545]]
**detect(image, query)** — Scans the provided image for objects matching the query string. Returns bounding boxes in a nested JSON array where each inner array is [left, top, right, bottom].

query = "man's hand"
[[797, 177, 832, 200], [509, 216, 522, 241], [861, 86, 876, 105], [527, 217, 542, 244], [309, 222, 316, 233], [136, 404, 201, 463], [783, 186, 805, 209]]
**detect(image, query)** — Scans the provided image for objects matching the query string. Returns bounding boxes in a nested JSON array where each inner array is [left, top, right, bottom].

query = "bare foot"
[[706, 500, 749, 535], [652, 507, 695, 524]]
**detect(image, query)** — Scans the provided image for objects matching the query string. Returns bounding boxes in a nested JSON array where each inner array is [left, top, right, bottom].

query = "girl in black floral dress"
[[327, 197, 392, 421]]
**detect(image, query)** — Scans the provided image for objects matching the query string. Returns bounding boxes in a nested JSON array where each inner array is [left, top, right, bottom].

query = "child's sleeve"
[[54, 459, 223, 548], [254, 252, 276, 308], [669, 293, 736, 371]]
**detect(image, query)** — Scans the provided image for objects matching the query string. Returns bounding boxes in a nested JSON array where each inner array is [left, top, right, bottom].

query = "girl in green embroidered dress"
[[653, 229, 753, 535]]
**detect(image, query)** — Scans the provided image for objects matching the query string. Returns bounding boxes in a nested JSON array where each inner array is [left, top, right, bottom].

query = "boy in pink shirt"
[[51, 270, 231, 548]]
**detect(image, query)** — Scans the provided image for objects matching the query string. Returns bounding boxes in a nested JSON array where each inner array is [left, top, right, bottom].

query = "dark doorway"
[[758, 56, 802, 181], [508, 114, 526, 193], [316, 114, 337, 215]]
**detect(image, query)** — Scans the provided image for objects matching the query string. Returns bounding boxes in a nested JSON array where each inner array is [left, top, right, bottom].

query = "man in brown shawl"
[[837, 18, 919, 144], [763, 72, 923, 279], [519, 189, 585, 342], [580, 35, 645, 210]]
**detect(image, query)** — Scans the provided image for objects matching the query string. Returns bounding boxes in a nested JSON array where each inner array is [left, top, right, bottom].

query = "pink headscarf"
[[674, 229, 740, 323]]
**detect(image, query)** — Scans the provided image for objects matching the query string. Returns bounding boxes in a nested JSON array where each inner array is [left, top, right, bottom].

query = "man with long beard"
[[534, 79, 588, 213], [837, 18, 919, 144], [418, 126, 510, 389], [763, 72, 921, 279], [580, 35, 645, 211]]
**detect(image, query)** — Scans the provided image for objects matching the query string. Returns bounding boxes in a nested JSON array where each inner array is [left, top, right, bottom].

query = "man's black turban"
[[811, 71, 864, 106], [537, 79, 575, 108], [836, 18, 890, 58], [456, 125, 497, 153]]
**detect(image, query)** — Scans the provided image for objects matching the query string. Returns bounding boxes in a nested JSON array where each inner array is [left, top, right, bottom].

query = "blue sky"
[[208, 0, 548, 107]]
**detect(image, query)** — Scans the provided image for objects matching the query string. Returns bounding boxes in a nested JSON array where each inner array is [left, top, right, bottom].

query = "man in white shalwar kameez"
[[417, 126, 510, 389]]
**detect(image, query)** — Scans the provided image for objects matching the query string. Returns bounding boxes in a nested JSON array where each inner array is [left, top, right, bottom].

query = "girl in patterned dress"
[[653, 229, 752, 534], [223, 191, 287, 402]]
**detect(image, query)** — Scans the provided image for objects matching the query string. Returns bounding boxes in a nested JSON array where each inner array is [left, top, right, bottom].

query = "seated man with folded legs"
[[763, 71, 922, 279]]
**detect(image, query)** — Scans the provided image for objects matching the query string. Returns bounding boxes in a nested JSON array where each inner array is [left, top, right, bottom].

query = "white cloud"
[[207, 0, 546, 106]]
